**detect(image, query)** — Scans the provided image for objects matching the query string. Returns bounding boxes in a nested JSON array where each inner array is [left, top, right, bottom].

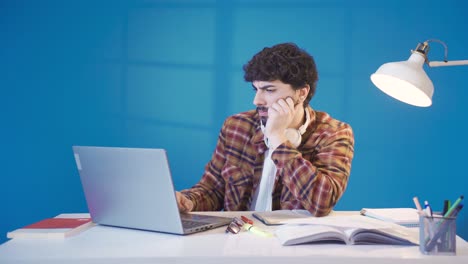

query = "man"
[[176, 43, 354, 216]]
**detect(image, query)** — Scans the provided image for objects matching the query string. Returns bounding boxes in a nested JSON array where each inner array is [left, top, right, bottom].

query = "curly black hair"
[[243, 43, 318, 106]]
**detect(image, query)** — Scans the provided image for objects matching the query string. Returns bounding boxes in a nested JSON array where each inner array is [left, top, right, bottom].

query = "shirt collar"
[[252, 116, 267, 154]]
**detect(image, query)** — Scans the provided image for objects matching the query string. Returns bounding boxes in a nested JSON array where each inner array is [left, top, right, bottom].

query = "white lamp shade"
[[370, 52, 434, 107]]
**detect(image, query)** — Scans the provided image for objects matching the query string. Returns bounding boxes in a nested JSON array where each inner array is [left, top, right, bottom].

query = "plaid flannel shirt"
[[181, 106, 354, 216]]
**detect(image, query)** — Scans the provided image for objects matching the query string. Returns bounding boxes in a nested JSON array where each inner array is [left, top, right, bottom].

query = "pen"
[[442, 200, 450, 216], [449, 204, 464, 218], [423, 200, 435, 238], [444, 195, 464, 217], [413, 196, 424, 215], [424, 200, 433, 217], [241, 215, 254, 225]]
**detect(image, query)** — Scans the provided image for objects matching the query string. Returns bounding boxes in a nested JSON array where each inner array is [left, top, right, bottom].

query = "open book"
[[274, 215, 419, 246]]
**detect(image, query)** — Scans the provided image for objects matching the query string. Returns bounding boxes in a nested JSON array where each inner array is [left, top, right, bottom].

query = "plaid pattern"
[[181, 106, 354, 216]]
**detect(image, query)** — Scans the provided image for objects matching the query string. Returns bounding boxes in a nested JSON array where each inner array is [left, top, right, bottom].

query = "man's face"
[[252, 80, 298, 125]]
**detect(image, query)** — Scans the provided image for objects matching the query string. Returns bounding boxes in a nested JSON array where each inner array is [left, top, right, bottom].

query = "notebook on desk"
[[360, 208, 420, 227], [72, 146, 232, 235]]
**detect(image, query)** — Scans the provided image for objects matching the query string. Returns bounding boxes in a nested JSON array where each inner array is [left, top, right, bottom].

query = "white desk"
[[1, 211, 467, 264]]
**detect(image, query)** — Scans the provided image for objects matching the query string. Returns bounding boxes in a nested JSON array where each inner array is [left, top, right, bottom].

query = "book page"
[[282, 215, 396, 229], [275, 224, 348, 246], [275, 216, 419, 246], [280, 215, 420, 245], [346, 227, 419, 245]]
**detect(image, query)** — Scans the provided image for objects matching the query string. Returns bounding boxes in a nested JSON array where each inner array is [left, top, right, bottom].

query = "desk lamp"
[[370, 39, 468, 107]]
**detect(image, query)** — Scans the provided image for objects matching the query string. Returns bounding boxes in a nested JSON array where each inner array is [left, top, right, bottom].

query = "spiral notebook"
[[360, 208, 420, 227]]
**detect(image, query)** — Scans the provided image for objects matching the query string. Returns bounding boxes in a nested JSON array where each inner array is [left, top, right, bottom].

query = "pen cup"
[[419, 215, 456, 255]]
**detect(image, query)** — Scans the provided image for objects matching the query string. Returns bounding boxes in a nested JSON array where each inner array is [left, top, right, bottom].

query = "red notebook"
[[7, 217, 93, 239]]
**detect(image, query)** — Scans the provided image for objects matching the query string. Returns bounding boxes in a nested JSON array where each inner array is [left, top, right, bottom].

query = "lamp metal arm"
[[414, 39, 468, 67], [429, 60, 468, 67]]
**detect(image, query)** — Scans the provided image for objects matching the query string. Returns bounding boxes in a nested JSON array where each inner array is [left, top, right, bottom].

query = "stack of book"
[[7, 214, 93, 239]]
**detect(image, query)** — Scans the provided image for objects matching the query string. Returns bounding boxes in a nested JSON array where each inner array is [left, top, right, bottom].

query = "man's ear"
[[298, 85, 310, 102]]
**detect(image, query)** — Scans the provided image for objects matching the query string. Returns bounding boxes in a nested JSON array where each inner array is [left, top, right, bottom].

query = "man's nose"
[[253, 91, 265, 106]]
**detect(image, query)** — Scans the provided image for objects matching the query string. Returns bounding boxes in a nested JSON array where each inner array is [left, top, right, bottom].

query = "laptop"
[[72, 146, 232, 235]]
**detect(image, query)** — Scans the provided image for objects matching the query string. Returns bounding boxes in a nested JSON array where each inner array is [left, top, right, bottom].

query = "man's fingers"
[[269, 102, 283, 115], [175, 192, 193, 213], [271, 99, 292, 115], [285, 97, 295, 108]]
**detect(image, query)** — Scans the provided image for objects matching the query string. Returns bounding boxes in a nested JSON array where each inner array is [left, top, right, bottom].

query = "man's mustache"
[[257, 106, 268, 112], [257, 107, 268, 126]]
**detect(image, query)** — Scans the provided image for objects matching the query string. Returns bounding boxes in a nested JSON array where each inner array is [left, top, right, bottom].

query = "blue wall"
[[1, 0, 467, 244]]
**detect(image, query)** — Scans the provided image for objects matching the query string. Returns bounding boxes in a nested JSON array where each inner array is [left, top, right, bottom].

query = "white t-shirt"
[[250, 148, 276, 211]]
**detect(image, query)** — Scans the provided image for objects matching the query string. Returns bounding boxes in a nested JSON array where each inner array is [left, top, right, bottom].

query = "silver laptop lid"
[[73, 146, 185, 234]]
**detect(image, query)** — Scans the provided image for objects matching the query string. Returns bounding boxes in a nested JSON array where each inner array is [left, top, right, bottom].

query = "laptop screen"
[[73, 146, 185, 234]]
